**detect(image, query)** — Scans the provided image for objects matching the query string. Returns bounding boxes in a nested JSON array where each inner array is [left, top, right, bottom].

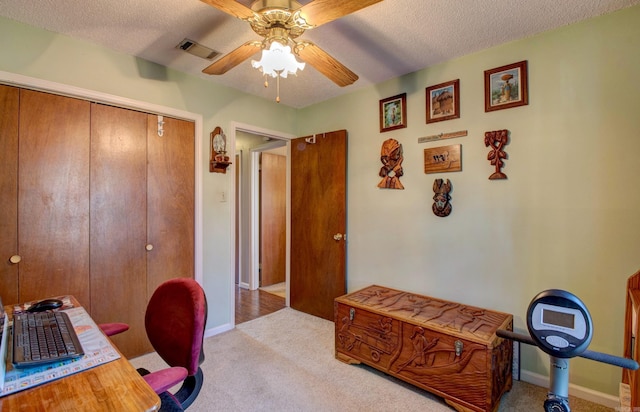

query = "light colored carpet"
[[131, 308, 614, 411], [259, 282, 286, 298]]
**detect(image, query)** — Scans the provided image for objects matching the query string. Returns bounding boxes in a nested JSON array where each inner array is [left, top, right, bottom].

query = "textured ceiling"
[[1, 0, 638, 108]]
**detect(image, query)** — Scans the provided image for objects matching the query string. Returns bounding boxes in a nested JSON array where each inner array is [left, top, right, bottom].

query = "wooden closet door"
[[0, 85, 19, 304], [18, 90, 91, 305], [146, 115, 195, 296], [90, 103, 150, 357]]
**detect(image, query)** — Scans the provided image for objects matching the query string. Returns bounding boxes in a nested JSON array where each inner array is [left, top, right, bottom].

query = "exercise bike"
[[497, 289, 639, 412]]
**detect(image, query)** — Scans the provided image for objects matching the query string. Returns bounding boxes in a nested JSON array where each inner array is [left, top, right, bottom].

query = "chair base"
[[174, 367, 204, 409], [159, 391, 184, 412]]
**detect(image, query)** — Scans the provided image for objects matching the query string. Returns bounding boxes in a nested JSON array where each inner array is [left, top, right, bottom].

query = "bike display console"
[[497, 288, 638, 412], [527, 289, 593, 359]]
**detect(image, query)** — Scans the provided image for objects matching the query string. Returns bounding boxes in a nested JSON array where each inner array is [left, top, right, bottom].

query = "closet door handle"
[[9, 255, 22, 264], [145, 244, 154, 251]]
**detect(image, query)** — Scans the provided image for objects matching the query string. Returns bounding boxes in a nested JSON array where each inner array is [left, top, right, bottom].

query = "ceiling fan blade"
[[298, 0, 383, 28], [296, 42, 358, 87], [199, 0, 255, 20], [202, 41, 262, 75]]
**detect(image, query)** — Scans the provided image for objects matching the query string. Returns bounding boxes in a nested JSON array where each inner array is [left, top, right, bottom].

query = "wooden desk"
[[0, 297, 159, 411]]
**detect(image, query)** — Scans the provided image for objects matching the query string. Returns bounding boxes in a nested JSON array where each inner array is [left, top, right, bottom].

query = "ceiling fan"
[[200, 0, 383, 87]]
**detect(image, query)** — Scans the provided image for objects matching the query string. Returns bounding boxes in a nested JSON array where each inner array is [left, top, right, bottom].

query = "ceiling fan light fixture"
[[251, 41, 305, 79]]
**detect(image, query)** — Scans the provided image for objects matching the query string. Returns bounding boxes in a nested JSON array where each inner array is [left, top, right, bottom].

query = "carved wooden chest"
[[334, 285, 513, 412]]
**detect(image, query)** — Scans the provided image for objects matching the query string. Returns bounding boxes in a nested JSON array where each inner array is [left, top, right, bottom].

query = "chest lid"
[[336, 285, 512, 345]]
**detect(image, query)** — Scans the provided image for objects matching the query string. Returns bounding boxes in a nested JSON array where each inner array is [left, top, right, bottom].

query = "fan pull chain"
[[261, 73, 281, 103]]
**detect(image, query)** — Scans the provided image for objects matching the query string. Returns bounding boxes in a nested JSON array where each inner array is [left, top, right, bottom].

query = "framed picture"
[[380, 93, 407, 132], [425, 79, 460, 123], [484, 60, 528, 112]]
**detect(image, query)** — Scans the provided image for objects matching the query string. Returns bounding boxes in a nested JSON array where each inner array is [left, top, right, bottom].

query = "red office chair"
[[100, 278, 207, 411], [141, 278, 207, 409], [99, 322, 129, 336]]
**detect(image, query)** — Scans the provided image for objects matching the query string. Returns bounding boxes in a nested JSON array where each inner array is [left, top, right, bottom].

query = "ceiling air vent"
[[176, 39, 219, 60]]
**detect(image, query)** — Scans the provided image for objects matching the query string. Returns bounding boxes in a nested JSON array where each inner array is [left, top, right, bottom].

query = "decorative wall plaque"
[[432, 179, 452, 217], [418, 130, 467, 144], [210, 126, 231, 173], [423, 144, 461, 174], [484, 129, 509, 179], [378, 138, 404, 189]]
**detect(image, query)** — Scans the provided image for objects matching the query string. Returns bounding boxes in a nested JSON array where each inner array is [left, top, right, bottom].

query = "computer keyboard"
[[12, 311, 84, 368]]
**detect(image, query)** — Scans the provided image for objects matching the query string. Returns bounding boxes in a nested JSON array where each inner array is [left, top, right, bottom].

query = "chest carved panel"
[[335, 285, 513, 412]]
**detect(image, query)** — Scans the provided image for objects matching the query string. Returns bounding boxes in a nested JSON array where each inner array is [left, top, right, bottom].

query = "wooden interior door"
[[260, 152, 286, 287], [90, 103, 149, 357], [18, 90, 91, 305], [290, 130, 347, 320], [146, 114, 195, 295], [0, 85, 19, 304]]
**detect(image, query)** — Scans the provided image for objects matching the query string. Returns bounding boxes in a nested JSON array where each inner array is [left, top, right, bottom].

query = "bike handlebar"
[[496, 329, 639, 370]]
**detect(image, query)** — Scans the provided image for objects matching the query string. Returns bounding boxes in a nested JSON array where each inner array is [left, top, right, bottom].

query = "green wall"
[[1, 4, 640, 398], [298, 5, 640, 396], [0, 16, 298, 330]]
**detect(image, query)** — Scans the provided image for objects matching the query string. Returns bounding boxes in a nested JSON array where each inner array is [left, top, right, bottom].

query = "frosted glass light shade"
[[251, 42, 305, 78]]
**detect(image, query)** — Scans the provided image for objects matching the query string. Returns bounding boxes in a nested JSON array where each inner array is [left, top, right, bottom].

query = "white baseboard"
[[520, 370, 620, 409], [204, 322, 233, 339]]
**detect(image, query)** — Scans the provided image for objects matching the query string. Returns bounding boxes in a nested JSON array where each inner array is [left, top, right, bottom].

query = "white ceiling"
[[1, 0, 638, 108]]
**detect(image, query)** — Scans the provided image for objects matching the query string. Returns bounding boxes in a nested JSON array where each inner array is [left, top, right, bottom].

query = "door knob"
[[9, 255, 21, 264], [145, 244, 154, 251], [333, 233, 343, 241]]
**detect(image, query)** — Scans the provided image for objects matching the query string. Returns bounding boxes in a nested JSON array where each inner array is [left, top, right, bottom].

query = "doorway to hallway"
[[232, 123, 292, 325]]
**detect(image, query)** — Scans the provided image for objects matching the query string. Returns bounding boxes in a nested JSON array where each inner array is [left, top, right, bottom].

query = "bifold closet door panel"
[[0, 85, 19, 304], [90, 103, 151, 357], [146, 115, 195, 296], [18, 90, 91, 305]]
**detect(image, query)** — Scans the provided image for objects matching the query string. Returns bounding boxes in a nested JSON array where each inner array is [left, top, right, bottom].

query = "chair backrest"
[[145, 278, 207, 376]]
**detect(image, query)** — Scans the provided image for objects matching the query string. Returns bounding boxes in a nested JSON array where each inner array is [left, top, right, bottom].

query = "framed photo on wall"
[[484, 60, 528, 112], [426, 79, 460, 123], [380, 93, 407, 132]]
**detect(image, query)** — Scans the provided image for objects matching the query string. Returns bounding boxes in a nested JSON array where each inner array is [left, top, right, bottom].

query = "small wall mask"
[[432, 179, 452, 217]]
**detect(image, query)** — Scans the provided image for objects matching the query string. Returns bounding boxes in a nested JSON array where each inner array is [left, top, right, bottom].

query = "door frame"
[[228, 122, 294, 321], [0, 71, 204, 286]]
